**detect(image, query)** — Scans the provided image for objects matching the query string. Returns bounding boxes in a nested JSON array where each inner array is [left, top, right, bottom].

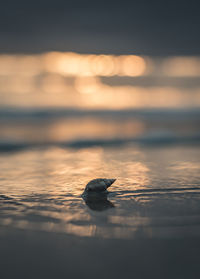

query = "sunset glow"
[[0, 52, 200, 109]]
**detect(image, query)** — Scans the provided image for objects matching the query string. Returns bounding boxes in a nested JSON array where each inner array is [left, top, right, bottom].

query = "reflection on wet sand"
[[82, 193, 115, 211], [0, 146, 200, 239]]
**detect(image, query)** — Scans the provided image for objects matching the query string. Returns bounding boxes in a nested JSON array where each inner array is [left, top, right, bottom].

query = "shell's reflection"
[[82, 193, 115, 211]]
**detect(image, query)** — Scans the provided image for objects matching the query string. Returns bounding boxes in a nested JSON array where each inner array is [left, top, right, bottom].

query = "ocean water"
[[0, 53, 200, 278], [0, 107, 200, 151]]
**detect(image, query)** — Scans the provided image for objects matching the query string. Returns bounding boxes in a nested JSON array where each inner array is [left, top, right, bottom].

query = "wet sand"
[[1, 226, 200, 279], [0, 145, 200, 278]]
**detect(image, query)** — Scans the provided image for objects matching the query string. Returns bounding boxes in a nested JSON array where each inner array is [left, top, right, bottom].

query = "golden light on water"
[[119, 55, 146, 76], [90, 55, 117, 76], [40, 74, 68, 94], [74, 76, 101, 94], [0, 52, 200, 109], [50, 53, 147, 77], [1, 52, 200, 78], [0, 75, 35, 94], [48, 119, 145, 142], [52, 52, 84, 76], [162, 56, 200, 76], [0, 52, 146, 77], [0, 54, 42, 76]]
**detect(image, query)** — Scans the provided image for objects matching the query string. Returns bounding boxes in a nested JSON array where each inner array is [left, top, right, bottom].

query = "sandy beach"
[[0, 145, 200, 278]]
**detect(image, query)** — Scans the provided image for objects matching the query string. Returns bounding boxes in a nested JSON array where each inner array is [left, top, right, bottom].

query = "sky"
[[0, 0, 200, 55]]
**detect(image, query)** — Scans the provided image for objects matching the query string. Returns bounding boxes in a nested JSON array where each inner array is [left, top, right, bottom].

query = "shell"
[[84, 178, 116, 192]]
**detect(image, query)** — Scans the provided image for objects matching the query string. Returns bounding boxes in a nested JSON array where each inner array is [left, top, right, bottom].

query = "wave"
[[1, 107, 200, 121], [0, 107, 199, 152], [0, 132, 200, 152], [114, 187, 200, 198]]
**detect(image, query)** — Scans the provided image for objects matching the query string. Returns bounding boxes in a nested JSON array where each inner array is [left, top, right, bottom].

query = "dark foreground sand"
[[0, 226, 200, 279], [0, 146, 200, 278]]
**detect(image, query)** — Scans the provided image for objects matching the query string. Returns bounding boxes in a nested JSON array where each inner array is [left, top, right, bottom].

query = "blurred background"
[[0, 0, 200, 148]]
